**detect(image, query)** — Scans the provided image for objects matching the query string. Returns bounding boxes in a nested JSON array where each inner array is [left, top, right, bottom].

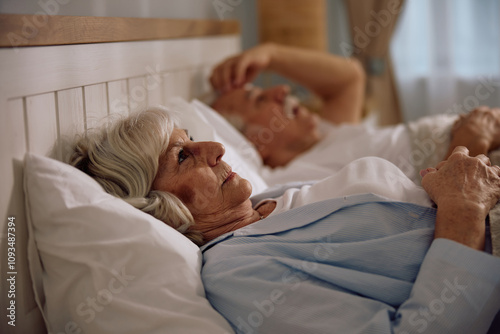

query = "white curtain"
[[390, 0, 500, 121]]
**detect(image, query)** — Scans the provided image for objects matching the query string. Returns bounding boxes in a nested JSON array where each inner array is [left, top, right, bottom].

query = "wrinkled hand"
[[422, 146, 500, 215], [448, 106, 500, 157], [421, 146, 500, 249], [209, 43, 274, 93]]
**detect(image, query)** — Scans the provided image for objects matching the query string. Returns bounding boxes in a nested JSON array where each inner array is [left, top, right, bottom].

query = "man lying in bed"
[[208, 43, 500, 186]]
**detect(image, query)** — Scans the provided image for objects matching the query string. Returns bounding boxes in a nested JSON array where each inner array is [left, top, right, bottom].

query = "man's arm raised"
[[210, 42, 366, 124]]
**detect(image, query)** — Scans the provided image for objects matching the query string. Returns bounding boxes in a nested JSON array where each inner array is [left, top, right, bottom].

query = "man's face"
[[211, 85, 321, 158]]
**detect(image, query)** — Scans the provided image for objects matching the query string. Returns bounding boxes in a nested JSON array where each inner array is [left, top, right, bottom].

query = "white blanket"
[[258, 157, 432, 218]]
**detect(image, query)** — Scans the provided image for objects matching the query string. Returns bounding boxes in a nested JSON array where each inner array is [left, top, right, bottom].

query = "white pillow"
[[24, 153, 234, 334], [163, 98, 268, 195]]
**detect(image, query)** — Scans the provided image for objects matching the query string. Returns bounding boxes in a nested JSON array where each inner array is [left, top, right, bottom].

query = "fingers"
[[492, 164, 500, 176], [420, 146, 476, 178], [449, 145, 470, 158], [420, 167, 436, 178], [234, 58, 250, 88], [421, 151, 496, 181], [210, 57, 238, 92], [476, 154, 491, 166], [467, 105, 500, 123], [471, 105, 491, 113], [436, 148, 491, 168], [420, 151, 455, 178], [435, 160, 447, 170], [220, 63, 233, 92], [210, 63, 223, 91]]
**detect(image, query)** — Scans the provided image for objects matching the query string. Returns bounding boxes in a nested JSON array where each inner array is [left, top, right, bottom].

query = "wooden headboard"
[[0, 14, 240, 334]]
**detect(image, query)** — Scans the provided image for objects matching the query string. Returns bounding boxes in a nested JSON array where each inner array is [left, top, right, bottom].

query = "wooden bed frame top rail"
[[0, 14, 240, 47]]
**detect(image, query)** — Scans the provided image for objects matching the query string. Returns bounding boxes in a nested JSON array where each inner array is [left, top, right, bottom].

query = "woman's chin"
[[231, 175, 253, 200], [240, 176, 253, 194]]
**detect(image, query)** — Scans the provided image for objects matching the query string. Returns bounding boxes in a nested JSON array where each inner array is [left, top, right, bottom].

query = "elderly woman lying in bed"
[[70, 107, 500, 333]]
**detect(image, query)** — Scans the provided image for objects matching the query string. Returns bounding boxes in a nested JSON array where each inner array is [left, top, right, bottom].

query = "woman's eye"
[[178, 149, 189, 164], [189, 136, 194, 141]]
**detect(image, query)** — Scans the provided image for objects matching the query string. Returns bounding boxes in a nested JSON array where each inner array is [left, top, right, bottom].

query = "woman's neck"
[[197, 200, 276, 243]]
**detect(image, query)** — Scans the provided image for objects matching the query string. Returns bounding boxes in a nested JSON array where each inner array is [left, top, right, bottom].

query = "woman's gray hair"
[[69, 106, 204, 246]]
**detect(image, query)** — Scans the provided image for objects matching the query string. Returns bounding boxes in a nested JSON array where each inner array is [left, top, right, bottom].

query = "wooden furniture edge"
[[0, 14, 240, 47]]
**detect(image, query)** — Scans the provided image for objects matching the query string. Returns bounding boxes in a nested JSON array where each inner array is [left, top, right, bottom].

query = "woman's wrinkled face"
[[152, 128, 253, 225]]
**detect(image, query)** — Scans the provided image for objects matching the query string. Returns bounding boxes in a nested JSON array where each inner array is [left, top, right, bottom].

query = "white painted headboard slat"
[[84, 83, 109, 129], [0, 13, 240, 333], [26, 93, 59, 157]]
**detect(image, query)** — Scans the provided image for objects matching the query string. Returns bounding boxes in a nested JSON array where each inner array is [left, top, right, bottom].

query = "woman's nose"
[[197, 141, 225, 166]]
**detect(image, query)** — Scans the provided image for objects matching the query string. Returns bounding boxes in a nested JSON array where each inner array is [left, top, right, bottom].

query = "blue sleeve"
[[203, 239, 500, 334], [202, 198, 500, 334], [394, 238, 500, 334]]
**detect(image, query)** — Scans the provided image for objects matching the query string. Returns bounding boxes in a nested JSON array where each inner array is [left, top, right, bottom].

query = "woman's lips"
[[223, 170, 236, 185], [226, 172, 236, 182]]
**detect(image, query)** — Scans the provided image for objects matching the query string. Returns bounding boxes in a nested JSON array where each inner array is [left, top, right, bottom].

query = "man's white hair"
[[69, 106, 203, 245]]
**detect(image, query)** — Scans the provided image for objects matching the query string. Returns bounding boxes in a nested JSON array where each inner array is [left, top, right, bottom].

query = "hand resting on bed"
[[446, 106, 500, 158], [422, 146, 500, 250]]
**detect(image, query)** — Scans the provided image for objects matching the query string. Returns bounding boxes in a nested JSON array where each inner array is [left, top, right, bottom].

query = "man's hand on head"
[[209, 44, 274, 93]]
